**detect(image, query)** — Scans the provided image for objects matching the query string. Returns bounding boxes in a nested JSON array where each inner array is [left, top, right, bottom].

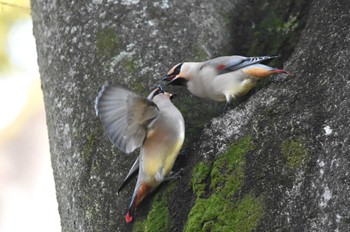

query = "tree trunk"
[[32, 1, 233, 231], [32, 0, 350, 231]]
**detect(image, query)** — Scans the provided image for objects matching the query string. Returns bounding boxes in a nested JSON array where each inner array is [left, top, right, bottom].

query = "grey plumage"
[[163, 55, 289, 103], [95, 84, 159, 154], [95, 84, 185, 222]]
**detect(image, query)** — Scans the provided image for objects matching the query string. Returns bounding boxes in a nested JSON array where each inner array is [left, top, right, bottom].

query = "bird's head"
[[147, 84, 164, 100], [162, 63, 190, 86], [147, 85, 175, 101]]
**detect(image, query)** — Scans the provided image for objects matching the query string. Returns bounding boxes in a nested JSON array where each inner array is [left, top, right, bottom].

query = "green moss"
[[210, 136, 254, 197], [281, 137, 308, 169], [96, 28, 119, 56], [186, 136, 264, 231], [221, 195, 264, 232], [185, 195, 223, 232], [132, 221, 145, 232], [191, 161, 211, 197], [253, 13, 298, 42], [131, 81, 147, 95], [144, 198, 171, 232], [184, 194, 263, 232], [73, 127, 80, 138], [221, 12, 233, 26], [231, 0, 312, 69], [163, 181, 177, 196], [248, 11, 302, 67], [133, 183, 176, 232], [122, 57, 138, 73], [193, 45, 210, 61], [82, 133, 95, 160], [133, 197, 172, 232], [85, 206, 93, 221], [248, 13, 283, 58], [277, 15, 298, 34]]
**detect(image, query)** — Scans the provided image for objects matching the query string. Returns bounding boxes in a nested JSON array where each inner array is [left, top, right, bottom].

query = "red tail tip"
[[125, 212, 133, 223], [275, 69, 291, 75]]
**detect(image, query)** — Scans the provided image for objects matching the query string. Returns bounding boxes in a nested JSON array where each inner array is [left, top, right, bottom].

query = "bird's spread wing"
[[216, 55, 278, 75], [95, 84, 160, 154]]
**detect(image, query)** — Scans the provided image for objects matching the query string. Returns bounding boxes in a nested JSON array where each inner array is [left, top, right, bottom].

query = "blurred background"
[[0, 1, 61, 231]]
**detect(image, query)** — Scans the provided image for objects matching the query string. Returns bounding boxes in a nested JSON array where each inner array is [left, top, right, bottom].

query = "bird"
[[95, 84, 185, 223], [162, 55, 290, 110]]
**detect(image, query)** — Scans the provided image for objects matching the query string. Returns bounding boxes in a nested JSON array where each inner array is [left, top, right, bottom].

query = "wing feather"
[[95, 84, 159, 154], [218, 55, 279, 74], [117, 156, 139, 193]]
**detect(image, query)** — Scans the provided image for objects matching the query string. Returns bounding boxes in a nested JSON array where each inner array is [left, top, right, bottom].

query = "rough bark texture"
[[32, 0, 350, 231]]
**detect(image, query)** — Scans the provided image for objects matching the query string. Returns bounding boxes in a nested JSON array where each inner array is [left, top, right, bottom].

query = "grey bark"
[[32, 0, 350, 231]]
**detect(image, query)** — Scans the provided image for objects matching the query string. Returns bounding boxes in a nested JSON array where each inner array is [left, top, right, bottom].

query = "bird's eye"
[[153, 85, 164, 97], [174, 63, 182, 74], [169, 63, 182, 75]]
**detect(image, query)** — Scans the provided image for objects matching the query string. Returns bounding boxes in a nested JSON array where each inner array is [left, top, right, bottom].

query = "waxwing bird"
[[163, 55, 290, 105], [95, 84, 185, 223]]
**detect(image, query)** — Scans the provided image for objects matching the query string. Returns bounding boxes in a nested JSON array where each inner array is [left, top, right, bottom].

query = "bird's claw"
[[166, 168, 184, 181]]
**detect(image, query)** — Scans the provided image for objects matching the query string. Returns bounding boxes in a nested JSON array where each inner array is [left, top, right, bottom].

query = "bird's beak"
[[162, 75, 172, 81], [162, 75, 179, 85]]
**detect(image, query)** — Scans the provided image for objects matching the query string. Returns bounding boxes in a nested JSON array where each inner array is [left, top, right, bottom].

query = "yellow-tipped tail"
[[243, 67, 290, 79]]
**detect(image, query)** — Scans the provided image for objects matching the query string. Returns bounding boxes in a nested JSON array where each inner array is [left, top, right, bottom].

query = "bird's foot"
[[178, 149, 186, 157], [165, 168, 184, 181], [223, 102, 230, 115]]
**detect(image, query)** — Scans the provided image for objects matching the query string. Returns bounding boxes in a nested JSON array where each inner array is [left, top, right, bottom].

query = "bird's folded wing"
[[95, 84, 160, 154], [218, 55, 278, 74], [118, 156, 139, 192]]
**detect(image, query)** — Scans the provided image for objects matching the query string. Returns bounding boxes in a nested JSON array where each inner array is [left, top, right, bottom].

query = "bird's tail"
[[272, 68, 291, 75], [125, 182, 151, 223]]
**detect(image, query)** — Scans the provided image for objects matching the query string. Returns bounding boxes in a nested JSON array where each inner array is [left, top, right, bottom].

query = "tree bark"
[[32, 0, 350, 231]]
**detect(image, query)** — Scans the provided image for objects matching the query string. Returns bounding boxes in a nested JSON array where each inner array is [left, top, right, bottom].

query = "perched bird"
[[95, 84, 185, 223], [163, 55, 289, 108]]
